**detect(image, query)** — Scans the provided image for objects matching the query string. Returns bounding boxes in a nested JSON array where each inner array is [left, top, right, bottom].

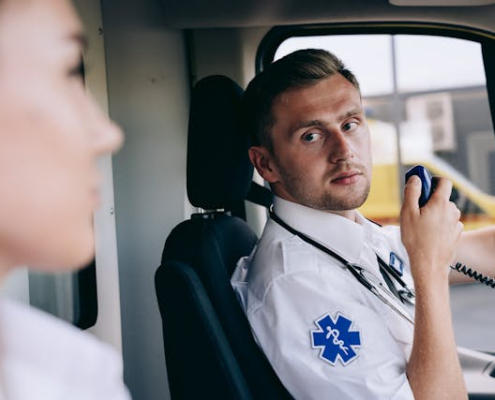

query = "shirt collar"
[[272, 196, 367, 265]]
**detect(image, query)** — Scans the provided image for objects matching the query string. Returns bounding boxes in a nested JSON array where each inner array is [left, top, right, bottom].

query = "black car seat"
[[155, 75, 292, 400]]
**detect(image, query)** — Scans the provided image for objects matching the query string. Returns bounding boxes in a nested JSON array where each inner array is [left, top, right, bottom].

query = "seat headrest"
[[187, 75, 253, 211]]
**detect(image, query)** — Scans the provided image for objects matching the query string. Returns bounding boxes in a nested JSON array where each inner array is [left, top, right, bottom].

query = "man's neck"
[[321, 208, 358, 223], [273, 193, 359, 223]]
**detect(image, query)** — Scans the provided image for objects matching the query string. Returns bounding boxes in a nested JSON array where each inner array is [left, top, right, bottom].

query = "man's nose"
[[328, 131, 353, 164]]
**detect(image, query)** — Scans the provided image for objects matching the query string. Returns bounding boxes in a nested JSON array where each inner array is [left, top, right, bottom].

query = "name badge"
[[389, 252, 404, 276]]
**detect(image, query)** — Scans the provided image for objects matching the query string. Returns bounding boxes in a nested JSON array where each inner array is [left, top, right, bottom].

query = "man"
[[231, 49, 493, 399]]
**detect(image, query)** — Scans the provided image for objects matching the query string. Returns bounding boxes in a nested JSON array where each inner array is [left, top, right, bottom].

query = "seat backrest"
[[155, 75, 292, 400], [156, 260, 252, 400]]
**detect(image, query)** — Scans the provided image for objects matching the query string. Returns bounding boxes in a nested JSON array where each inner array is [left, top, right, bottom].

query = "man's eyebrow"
[[291, 108, 364, 135], [293, 120, 324, 131], [289, 120, 324, 138], [337, 108, 363, 122], [69, 32, 89, 51]]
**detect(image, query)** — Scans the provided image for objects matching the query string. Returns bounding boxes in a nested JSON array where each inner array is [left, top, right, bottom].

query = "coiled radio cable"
[[451, 263, 495, 289]]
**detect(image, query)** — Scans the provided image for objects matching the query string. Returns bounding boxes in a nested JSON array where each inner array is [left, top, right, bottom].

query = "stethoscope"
[[269, 208, 416, 325]]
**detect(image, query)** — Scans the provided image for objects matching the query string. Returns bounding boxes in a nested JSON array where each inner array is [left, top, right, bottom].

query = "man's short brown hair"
[[243, 49, 360, 152]]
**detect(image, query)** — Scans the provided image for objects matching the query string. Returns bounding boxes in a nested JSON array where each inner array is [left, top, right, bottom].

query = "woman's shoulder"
[[0, 297, 114, 358], [0, 298, 129, 399]]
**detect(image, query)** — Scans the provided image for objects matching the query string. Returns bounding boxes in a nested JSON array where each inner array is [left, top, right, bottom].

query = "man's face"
[[0, 0, 123, 270], [250, 74, 372, 218]]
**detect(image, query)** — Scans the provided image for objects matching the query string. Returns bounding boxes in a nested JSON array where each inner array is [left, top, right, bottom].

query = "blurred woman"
[[0, 0, 129, 398]]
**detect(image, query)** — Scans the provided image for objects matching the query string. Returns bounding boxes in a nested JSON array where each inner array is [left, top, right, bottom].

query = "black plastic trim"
[[256, 22, 495, 73], [73, 259, 98, 329]]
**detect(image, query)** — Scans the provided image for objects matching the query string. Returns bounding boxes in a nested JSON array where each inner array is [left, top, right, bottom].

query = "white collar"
[[272, 196, 369, 265]]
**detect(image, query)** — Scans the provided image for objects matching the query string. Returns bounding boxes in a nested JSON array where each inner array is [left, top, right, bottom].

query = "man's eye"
[[342, 121, 358, 132], [302, 132, 322, 142]]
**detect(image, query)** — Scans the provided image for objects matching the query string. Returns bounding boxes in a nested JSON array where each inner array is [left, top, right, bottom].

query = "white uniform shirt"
[[231, 196, 415, 400], [0, 298, 131, 400]]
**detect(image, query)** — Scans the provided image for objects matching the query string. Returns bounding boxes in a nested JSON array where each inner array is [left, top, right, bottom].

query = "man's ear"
[[249, 146, 279, 184]]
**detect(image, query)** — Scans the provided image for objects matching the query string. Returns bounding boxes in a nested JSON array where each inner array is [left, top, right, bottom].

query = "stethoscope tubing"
[[269, 208, 415, 325]]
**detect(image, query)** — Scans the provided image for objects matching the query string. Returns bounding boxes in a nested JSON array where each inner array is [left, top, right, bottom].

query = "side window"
[[273, 32, 495, 353]]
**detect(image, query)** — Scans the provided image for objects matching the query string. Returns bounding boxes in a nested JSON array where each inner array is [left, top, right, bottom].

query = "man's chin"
[[316, 193, 369, 212]]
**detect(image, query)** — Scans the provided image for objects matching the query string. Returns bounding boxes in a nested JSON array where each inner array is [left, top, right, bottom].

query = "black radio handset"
[[404, 165, 495, 289], [405, 165, 433, 207]]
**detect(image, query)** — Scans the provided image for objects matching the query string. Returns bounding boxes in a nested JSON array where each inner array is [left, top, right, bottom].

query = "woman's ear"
[[249, 146, 279, 184]]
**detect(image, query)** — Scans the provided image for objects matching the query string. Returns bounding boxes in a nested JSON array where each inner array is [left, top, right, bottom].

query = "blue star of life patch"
[[311, 312, 361, 366]]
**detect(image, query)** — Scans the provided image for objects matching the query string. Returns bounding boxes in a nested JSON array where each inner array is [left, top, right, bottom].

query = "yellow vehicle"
[[361, 158, 495, 229], [360, 120, 495, 230]]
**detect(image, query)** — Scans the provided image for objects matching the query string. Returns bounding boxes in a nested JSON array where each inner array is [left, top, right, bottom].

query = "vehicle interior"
[[4, 0, 495, 399]]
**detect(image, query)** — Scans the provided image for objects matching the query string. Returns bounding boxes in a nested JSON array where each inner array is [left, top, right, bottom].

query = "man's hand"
[[400, 175, 467, 400], [400, 175, 463, 285]]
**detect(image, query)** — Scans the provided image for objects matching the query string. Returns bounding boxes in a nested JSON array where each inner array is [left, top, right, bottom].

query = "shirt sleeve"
[[247, 266, 414, 400]]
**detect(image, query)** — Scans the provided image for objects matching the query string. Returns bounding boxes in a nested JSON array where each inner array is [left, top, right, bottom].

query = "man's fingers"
[[402, 175, 421, 213], [451, 201, 461, 219], [429, 177, 452, 201]]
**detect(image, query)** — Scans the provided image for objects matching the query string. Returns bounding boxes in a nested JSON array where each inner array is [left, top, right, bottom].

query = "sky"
[[275, 34, 486, 97]]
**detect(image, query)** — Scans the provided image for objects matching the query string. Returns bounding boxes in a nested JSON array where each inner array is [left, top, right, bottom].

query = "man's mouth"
[[331, 170, 362, 185]]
